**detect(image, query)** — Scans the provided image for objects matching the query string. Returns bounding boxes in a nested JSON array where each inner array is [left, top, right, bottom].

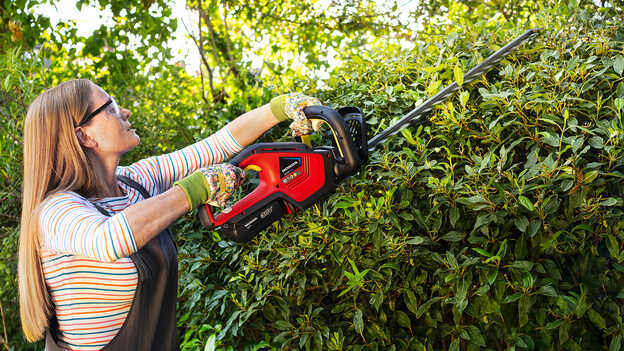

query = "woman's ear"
[[75, 127, 98, 149]]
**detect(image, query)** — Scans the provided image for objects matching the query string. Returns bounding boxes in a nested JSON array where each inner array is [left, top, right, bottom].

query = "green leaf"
[[467, 325, 486, 347], [519, 196, 534, 211], [449, 338, 460, 351], [514, 217, 529, 233], [415, 297, 441, 318], [204, 334, 216, 351], [538, 285, 558, 297], [370, 290, 384, 312], [502, 292, 523, 304], [528, 220, 542, 238], [610, 334, 622, 351], [601, 198, 618, 206], [407, 236, 425, 245], [441, 231, 466, 242], [473, 248, 492, 257], [454, 64, 464, 86], [589, 136, 604, 149], [404, 290, 418, 315], [511, 261, 534, 271], [519, 295, 531, 327], [587, 308, 606, 329], [396, 310, 411, 329], [614, 55, 624, 75], [583, 170, 599, 184], [353, 308, 364, 335], [459, 91, 469, 107], [449, 207, 459, 228], [615, 98, 624, 111]]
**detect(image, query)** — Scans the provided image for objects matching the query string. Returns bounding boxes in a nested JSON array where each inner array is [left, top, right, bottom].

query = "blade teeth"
[[367, 30, 538, 150]]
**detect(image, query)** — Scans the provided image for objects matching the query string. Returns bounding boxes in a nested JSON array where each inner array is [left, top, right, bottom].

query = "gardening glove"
[[175, 164, 245, 209], [270, 92, 322, 137]]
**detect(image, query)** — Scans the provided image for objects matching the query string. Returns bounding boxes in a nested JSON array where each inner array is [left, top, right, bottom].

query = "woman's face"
[[81, 85, 140, 156]]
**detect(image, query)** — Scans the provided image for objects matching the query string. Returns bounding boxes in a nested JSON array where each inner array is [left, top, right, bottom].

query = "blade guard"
[[198, 105, 363, 243]]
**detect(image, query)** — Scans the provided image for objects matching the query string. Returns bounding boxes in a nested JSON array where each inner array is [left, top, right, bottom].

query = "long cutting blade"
[[367, 28, 541, 151]]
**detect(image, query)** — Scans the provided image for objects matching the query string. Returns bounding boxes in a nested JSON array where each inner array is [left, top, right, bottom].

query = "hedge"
[[175, 5, 624, 351]]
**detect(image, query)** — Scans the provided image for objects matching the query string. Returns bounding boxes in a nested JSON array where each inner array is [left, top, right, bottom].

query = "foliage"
[[175, 3, 624, 351]]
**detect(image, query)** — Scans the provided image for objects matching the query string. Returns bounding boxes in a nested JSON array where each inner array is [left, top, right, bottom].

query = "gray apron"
[[46, 175, 179, 350]]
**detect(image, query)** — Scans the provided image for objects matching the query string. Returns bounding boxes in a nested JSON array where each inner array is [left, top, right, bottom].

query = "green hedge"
[[175, 6, 624, 351]]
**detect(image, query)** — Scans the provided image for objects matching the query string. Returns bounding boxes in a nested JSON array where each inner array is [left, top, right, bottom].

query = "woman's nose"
[[121, 108, 131, 121]]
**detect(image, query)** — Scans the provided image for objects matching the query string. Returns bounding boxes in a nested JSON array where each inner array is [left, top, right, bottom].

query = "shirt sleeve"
[[123, 125, 243, 194], [40, 192, 137, 262]]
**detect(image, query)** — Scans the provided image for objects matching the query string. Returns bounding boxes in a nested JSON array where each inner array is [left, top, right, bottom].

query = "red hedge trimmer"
[[198, 29, 541, 243]]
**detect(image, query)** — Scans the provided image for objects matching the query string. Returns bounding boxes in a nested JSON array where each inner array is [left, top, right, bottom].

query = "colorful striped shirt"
[[40, 126, 243, 350]]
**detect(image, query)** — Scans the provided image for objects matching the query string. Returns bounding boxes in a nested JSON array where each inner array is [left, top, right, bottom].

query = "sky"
[[33, 0, 419, 77]]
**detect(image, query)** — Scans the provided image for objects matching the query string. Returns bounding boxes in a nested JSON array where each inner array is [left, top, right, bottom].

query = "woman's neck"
[[89, 153, 124, 198]]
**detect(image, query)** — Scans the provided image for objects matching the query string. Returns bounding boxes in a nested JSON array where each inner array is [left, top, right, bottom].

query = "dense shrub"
[[175, 5, 624, 351]]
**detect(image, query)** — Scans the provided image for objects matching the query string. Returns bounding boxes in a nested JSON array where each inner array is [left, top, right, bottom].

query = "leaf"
[[610, 334, 622, 351], [407, 236, 425, 245], [449, 338, 460, 351], [587, 308, 607, 329], [473, 248, 492, 257], [441, 231, 465, 242], [404, 290, 418, 315], [370, 290, 384, 312], [616, 98, 624, 111], [601, 198, 618, 206], [528, 220, 542, 238], [614, 55, 624, 75], [519, 196, 534, 211], [467, 325, 486, 347], [204, 334, 216, 351], [502, 292, 523, 304], [538, 285, 558, 297], [415, 297, 441, 318], [454, 64, 464, 86], [459, 91, 469, 107], [519, 295, 531, 327], [353, 308, 364, 335], [589, 136, 604, 149], [583, 170, 599, 184], [514, 216, 529, 232], [396, 310, 411, 329], [511, 261, 534, 271], [449, 207, 459, 228]]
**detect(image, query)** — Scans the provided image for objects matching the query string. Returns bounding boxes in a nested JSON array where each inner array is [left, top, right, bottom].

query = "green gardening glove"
[[175, 164, 245, 209], [270, 92, 322, 137]]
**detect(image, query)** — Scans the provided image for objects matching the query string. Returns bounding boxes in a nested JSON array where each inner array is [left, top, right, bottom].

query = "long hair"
[[18, 79, 99, 341]]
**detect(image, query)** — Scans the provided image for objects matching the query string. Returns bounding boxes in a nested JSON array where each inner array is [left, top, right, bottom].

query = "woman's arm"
[[41, 188, 190, 261], [123, 185, 189, 248], [226, 103, 280, 147], [124, 103, 280, 195]]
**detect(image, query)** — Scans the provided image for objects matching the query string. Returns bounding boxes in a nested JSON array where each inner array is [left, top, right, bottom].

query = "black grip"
[[302, 105, 361, 178]]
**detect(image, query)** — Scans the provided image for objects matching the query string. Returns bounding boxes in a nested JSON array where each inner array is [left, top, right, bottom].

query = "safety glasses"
[[78, 97, 121, 126]]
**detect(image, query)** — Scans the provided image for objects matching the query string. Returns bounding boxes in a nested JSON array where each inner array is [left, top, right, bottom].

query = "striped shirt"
[[41, 126, 243, 350]]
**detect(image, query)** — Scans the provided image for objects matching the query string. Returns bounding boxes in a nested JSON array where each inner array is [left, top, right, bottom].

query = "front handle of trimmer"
[[302, 105, 361, 178]]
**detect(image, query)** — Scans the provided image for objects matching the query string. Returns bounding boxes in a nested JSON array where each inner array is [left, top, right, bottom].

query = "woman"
[[18, 78, 320, 350]]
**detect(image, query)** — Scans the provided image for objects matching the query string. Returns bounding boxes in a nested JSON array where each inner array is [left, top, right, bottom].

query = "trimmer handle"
[[302, 105, 361, 178]]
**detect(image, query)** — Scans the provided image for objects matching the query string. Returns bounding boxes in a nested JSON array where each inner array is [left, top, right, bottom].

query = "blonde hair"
[[18, 79, 100, 341]]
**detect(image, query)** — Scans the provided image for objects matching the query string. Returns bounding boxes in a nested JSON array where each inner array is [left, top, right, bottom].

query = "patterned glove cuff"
[[270, 95, 289, 122], [174, 171, 211, 210]]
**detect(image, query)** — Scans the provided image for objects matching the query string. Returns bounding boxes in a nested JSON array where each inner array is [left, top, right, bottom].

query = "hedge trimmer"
[[198, 29, 541, 243]]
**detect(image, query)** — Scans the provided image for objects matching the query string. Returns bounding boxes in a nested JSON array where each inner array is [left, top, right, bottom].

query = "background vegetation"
[[1, 0, 623, 350]]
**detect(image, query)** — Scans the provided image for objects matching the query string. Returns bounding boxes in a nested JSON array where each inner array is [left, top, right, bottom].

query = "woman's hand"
[[175, 164, 245, 209], [270, 93, 322, 136]]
